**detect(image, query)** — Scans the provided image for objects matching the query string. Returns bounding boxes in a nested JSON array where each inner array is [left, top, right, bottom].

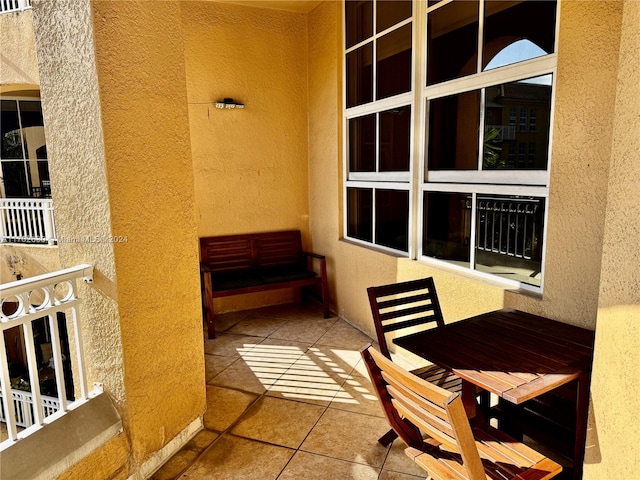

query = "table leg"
[[573, 371, 591, 480], [462, 380, 478, 420]]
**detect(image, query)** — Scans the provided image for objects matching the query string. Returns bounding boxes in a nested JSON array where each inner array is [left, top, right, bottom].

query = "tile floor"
[[151, 302, 429, 480]]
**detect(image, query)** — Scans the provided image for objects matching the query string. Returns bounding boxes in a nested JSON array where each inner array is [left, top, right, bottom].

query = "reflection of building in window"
[[343, 0, 557, 290], [0, 98, 50, 198]]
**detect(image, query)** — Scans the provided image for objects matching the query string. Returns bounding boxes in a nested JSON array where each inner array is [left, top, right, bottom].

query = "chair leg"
[[378, 428, 398, 447]]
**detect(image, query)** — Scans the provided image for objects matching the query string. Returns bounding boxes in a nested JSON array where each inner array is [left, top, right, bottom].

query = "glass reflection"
[[349, 114, 376, 172], [347, 187, 373, 242], [380, 106, 411, 172], [423, 192, 471, 266], [483, 75, 552, 170], [375, 189, 409, 252]]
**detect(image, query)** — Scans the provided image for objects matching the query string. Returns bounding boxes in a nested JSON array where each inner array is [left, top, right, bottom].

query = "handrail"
[[0, 198, 57, 245], [0, 264, 98, 451]]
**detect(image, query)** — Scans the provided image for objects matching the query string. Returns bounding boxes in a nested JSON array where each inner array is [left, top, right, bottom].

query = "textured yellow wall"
[[181, 1, 310, 238], [182, 1, 312, 312], [504, 0, 624, 329], [585, 1, 640, 478], [0, 9, 39, 88], [91, 0, 205, 466], [0, 244, 61, 284], [30, 0, 205, 477]]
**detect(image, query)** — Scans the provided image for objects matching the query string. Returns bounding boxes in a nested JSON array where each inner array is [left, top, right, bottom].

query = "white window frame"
[[342, 0, 558, 292]]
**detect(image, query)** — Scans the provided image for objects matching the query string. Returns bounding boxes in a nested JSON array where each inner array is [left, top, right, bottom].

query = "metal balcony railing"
[[0, 264, 98, 451], [0, 198, 57, 245]]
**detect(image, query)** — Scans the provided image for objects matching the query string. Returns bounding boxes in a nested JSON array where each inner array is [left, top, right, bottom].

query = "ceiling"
[[211, 1, 323, 13]]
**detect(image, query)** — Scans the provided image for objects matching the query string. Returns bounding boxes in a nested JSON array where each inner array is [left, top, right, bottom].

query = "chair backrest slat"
[[368, 277, 445, 358], [361, 346, 487, 480]]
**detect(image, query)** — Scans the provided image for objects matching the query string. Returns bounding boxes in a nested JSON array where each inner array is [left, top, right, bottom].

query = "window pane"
[[346, 43, 373, 108], [375, 189, 409, 251], [483, 76, 551, 170], [423, 192, 471, 266], [1, 99, 23, 159], [19, 101, 47, 161], [347, 187, 373, 242], [427, 0, 479, 85], [483, 1, 556, 71], [377, 24, 412, 100], [345, 0, 373, 49], [475, 195, 544, 286], [1, 161, 30, 197], [376, 0, 411, 33], [349, 114, 376, 172], [380, 105, 410, 171], [428, 90, 480, 170]]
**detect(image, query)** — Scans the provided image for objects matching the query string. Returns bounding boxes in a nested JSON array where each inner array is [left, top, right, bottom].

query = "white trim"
[[132, 417, 203, 480], [426, 170, 548, 186]]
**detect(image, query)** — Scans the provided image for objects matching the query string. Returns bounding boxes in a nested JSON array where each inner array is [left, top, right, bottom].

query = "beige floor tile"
[[382, 439, 429, 477], [151, 430, 219, 480], [378, 470, 425, 480], [202, 385, 257, 432], [212, 310, 251, 333], [329, 373, 385, 418], [278, 451, 380, 480], [300, 408, 391, 468], [204, 354, 237, 382], [231, 396, 325, 448], [315, 319, 373, 350], [269, 317, 338, 343], [208, 357, 280, 394], [203, 333, 263, 357], [227, 316, 288, 337], [181, 434, 294, 480], [266, 354, 347, 406]]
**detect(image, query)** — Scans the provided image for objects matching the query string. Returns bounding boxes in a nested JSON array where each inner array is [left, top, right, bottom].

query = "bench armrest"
[[302, 251, 326, 260]]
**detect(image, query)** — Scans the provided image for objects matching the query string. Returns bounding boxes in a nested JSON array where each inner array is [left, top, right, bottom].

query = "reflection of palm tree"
[[483, 127, 504, 169]]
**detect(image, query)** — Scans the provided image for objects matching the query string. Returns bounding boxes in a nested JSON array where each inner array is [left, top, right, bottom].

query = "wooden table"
[[393, 308, 595, 479]]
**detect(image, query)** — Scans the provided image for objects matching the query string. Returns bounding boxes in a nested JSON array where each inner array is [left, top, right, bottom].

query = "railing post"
[[0, 204, 6, 243], [43, 199, 56, 245]]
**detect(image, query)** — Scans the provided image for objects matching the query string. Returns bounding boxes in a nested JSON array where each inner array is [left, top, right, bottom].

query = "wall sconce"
[[214, 98, 245, 110]]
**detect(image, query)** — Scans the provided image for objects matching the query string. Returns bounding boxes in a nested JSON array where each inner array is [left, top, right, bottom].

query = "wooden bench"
[[200, 230, 330, 338]]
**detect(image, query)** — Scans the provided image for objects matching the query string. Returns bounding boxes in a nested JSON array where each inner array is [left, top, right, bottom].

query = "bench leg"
[[202, 271, 217, 339], [320, 261, 331, 319]]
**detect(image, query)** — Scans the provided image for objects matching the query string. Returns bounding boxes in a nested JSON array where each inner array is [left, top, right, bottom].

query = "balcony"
[[0, 198, 57, 245], [0, 0, 31, 14], [0, 265, 99, 448]]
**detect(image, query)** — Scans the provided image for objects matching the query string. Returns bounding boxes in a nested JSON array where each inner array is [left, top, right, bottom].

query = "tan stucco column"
[[32, 0, 205, 476], [586, 1, 640, 478]]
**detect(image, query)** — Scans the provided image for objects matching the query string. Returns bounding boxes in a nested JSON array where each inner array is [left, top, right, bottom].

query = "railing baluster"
[[0, 198, 57, 244]]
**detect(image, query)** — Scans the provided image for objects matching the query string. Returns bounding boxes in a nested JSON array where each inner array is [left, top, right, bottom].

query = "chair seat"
[[405, 423, 562, 480], [411, 364, 463, 393]]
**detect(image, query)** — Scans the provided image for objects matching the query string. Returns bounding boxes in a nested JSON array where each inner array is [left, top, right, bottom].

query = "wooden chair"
[[367, 277, 465, 445], [361, 346, 563, 480]]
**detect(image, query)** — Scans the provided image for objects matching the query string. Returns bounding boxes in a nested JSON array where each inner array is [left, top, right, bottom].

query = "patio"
[[150, 303, 573, 480]]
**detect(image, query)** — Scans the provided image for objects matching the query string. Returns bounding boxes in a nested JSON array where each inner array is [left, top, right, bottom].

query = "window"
[[344, 0, 557, 291], [0, 98, 50, 198]]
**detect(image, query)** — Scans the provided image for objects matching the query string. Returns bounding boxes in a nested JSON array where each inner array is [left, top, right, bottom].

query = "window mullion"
[[469, 192, 477, 271]]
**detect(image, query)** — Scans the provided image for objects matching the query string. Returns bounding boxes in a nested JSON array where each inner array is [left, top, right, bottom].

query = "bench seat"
[[200, 230, 330, 338]]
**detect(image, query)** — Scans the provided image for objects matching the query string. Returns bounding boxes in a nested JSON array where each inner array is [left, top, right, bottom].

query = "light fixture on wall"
[[214, 98, 245, 109]]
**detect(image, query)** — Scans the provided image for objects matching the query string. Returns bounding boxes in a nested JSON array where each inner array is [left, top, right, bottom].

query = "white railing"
[[0, 389, 60, 427], [0, 198, 57, 245], [0, 264, 96, 451], [0, 0, 31, 14]]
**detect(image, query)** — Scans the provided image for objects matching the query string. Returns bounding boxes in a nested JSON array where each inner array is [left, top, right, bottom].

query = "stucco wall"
[[585, 1, 640, 478], [504, 0, 624, 329], [181, 1, 312, 312], [181, 1, 310, 238], [91, 0, 205, 467], [0, 9, 39, 88], [30, 0, 205, 477]]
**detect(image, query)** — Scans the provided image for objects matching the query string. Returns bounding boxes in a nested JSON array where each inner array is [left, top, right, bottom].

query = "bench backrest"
[[200, 230, 304, 272]]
